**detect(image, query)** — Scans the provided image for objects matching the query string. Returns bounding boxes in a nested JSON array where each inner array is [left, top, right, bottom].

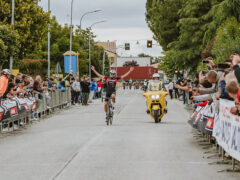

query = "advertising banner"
[[213, 99, 240, 161]]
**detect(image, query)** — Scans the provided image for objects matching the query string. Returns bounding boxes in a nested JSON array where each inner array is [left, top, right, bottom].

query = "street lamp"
[[47, 0, 50, 78], [88, 20, 106, 79], [80, 9, 101, 30], [69, 0, 74, 73], [9, 0, 14, 71]]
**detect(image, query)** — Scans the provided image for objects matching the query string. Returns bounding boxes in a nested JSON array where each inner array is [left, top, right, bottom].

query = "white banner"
[[213, 99, 240, 161]]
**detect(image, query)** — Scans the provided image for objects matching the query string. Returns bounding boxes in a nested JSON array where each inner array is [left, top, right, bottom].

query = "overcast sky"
[[39, 0, 163, 57]]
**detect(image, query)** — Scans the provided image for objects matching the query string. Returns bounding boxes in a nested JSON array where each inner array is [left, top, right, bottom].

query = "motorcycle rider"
[[148, 73, 163, 91], [91, 66, 134, 113], [147, 73, 167, 113], [0, 69, 11, 97]]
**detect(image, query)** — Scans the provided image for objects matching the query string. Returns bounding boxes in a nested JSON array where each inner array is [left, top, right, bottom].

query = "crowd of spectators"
[[0, 71, 106, 106], [172, 54, 240, 116]]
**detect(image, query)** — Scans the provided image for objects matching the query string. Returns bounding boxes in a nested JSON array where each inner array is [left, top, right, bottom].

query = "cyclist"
[[0, 69, 11, 97], [91, 66, 134, 112]]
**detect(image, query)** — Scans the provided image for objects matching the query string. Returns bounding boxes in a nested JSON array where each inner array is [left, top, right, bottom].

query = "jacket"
[[198, 71, 223, 95]]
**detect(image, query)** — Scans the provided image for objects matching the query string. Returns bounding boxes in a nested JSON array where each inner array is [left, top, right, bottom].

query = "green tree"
[[146, 0, 240, 74], [35, 17, 108, 77], [212, 17, 240, 63], [146, 0, 183, 51], [0, 25, 19, 69], [0, 0, 50, 61]]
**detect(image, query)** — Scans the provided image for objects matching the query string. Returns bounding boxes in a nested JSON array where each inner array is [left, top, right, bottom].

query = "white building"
[[116, 57, 151, 67]]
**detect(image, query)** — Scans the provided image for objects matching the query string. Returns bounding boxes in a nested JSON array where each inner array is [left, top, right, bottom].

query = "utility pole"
[[80, 9, 101, 30], [89, 35, 91, 79], [102, 50, 105, 75], [88, 20, 106, 79], [47, 0, 51, 77], [9, 0, 14, 71], [69, 0, 73, 73]]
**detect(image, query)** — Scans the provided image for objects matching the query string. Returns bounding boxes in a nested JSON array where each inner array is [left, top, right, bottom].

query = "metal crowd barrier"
[[0, 89, 72, 133], [188, 99, 240, 173]]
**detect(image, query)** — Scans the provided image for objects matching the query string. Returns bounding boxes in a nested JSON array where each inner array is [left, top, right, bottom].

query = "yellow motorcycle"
[[143, 81, 168, 123]]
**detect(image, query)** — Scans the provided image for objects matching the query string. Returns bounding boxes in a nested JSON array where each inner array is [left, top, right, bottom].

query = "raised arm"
[[121, 67, 134, 79], [91, 66, 105, 79]]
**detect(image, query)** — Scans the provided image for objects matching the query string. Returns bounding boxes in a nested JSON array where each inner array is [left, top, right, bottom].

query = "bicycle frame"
[[103, 97, 113, 126]]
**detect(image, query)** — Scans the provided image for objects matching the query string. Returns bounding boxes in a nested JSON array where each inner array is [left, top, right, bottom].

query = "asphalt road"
[[0, 89, 239, 180]]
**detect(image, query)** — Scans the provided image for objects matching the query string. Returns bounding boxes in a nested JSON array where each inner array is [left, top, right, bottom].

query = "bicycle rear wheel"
[[106, 104, 111, 126], [109, 116, 113, 125], [106, 117, 110, 125]]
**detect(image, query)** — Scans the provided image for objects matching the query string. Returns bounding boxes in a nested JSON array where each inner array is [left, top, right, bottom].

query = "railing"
[[189, 99, 240, 172], [0, 89, 71, 133]]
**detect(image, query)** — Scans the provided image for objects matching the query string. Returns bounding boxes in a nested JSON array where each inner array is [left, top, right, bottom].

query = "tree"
[[146, 0, 240, 74], [0, 25, 19, 69], [146, 0, 183, 51], [34, 17, 108, 76], [212, 17, 240, 63], [0, 0, 50, 61]]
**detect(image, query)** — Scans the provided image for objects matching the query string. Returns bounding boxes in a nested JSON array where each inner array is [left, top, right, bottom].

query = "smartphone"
[[217, 63, 230, 69], [224, 70, 230, 76], [201, 70, 208, 75], [202, 60, 209, 64]]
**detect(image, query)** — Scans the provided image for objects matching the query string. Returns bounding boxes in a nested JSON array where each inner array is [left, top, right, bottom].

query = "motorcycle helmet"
[[110, 70, 116, 75], [152, 73, 160, 79], [1, 69, 11, 76]]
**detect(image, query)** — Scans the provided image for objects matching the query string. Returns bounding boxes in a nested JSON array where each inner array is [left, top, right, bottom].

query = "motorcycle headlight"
[[150, 94, 160, 99]]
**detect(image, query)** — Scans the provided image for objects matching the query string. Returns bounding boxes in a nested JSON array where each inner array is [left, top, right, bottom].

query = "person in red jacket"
[[97, 79, 104, 98], [0, 69, 11, 97]]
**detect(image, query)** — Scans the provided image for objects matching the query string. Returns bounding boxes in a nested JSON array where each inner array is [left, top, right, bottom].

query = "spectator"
[[33, 80, 44, 99], [194, 70, 223, 95], [89, 79, 97, 103], [97, 79, 104, 98], [0, 69, 11, 97], [2, 82, 15, 99], [173, 81, 179, 99], [168, 79, 174, 99], [80, 77, 90, 106], [72, 76, 81, 105], [58, 81, 67, 92]]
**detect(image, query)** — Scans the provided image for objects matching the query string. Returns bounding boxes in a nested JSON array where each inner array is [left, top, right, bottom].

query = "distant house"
[[96, 41, 117, 67]]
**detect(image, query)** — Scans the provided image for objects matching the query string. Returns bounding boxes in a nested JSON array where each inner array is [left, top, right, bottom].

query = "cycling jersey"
[[104, 76, 121, 93], [104, 76, 121, 102]]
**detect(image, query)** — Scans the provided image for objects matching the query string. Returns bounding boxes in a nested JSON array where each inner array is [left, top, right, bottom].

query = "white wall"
[[116, 57, 151, 67]]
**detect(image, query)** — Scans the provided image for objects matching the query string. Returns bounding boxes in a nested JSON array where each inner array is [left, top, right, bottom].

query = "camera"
[[202, 60, 209, 64]]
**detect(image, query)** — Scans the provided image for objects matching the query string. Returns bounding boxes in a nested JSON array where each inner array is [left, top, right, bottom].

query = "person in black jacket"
[[231, 54, 240, 84], [80, 76, 90, 106]]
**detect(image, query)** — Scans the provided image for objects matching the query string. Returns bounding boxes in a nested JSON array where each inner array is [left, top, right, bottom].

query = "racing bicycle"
[[102, 97, 114, 126]]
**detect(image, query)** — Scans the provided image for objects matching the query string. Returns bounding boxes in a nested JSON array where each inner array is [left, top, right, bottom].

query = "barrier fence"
[[0, 89, 71, 133], [189, 99, 240, 172]]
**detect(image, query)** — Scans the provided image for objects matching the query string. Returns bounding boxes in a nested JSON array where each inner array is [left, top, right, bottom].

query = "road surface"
[[0, 89, 239, 180]]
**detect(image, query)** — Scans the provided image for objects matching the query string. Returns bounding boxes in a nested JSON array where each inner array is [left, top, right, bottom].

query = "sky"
[[39, 0, 163, 57]]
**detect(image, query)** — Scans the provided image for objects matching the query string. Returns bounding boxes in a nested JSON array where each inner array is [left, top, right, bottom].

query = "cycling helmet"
[[1, 69, 11, 75], [152, 73, 160, 79], [110, 70, 116, 75]]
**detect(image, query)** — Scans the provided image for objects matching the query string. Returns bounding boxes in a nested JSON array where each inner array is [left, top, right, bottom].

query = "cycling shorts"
[[105, 90, 116, 102]]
